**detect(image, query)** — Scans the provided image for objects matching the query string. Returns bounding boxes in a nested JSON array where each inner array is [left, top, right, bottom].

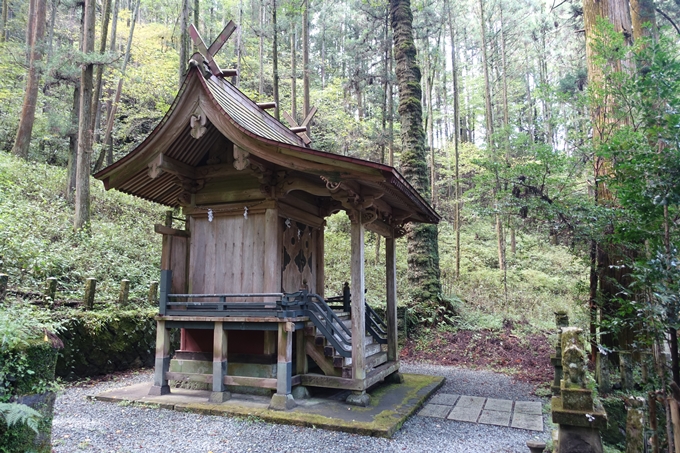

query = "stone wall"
[[55, 308, 177, 379]]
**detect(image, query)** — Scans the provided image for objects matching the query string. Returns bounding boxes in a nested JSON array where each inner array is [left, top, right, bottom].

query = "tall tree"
[[74, 0, 95, 231], [583, 0, 637, 389], [290, 24, 297, 120], [0, 0, 7, 43], [91, 0, 112, 144], [179, 0, 190, 88], [12, 0, 47, 159], [272, 0, 280, 120], [445, 0, 461, 279], [94, 0, 139, 173], [390, 0, 441, 307], [302, 0, 310, 130], [478, 0, 506, 272]]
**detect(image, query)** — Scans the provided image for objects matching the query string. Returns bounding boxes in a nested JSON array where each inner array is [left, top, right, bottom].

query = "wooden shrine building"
[[94, 25, 439, 410]]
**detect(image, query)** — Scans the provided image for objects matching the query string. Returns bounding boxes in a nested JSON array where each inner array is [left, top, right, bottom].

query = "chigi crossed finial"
[[188, 21, 238, 78]]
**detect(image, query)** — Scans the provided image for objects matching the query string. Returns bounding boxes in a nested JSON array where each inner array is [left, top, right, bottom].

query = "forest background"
[[0, 0, 679, 386]]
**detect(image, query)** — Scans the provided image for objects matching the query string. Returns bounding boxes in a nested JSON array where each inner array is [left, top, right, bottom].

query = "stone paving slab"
[[455, 395, 486, 408], [420, 393, 545, 432], [511, 412, 544, 431], [484, 398, 513, 412], [446, 396, 485, 423], [429, 393, 460, 406], [514, 401, 542, 415], [418, 403, 453, 418], [478, 409, 512, 427]]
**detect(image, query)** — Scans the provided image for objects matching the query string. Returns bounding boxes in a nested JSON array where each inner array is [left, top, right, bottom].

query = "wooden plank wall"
[[170, 236, 187, 294], [189, 213, 266, 297]]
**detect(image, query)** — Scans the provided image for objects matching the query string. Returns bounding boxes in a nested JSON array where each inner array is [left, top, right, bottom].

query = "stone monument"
[[551, 327, 607, 453]]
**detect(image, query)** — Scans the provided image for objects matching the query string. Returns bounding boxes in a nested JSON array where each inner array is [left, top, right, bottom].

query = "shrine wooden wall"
[[188, 213, 268, 295]]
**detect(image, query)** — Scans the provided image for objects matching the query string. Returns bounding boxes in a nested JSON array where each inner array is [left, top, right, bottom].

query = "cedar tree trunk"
[[12, 0, 46, 159], [390, 0, 441, 306], [74, 0, 95, 231]]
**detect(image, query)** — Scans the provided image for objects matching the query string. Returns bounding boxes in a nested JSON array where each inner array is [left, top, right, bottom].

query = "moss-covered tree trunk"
[[390, 0, 441, 307]]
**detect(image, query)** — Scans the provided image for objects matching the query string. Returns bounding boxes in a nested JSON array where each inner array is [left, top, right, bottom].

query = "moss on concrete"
[[97, 373, 444, 438]]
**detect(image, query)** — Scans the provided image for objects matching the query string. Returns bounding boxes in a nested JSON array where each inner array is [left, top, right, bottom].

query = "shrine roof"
[[94, 65, 439, 225]]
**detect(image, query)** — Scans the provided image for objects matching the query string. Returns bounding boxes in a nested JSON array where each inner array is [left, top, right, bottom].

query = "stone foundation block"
[[557, 425, 603, 453], [346, 391, 371, 407], [269, 393, 296, 411], [209, 391, 231, 403]]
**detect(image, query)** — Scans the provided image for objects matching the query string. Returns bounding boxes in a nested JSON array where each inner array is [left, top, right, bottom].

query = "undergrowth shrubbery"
[[325, 212, 587, 330], [0, 152, 164, 301], [0, 303, 61, 453], [0, 150, 587, 334]]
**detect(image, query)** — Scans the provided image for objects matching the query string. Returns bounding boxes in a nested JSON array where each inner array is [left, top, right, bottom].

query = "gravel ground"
[[52, 363, 551, 453]]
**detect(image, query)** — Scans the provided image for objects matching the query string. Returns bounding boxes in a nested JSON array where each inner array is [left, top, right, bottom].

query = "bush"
[[0, 303, 60, 453]]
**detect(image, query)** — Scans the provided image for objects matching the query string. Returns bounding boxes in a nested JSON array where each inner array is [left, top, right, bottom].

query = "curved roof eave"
[[94, 66, 440, 224]]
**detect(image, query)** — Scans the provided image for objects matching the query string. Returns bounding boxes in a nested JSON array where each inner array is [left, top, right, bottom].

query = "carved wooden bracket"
[[393, 224, 407, 238], [189, 107, 208, 139], [361, 208, 378, 225], [177, 176, 205, 193], [233, 146, 250, 171]]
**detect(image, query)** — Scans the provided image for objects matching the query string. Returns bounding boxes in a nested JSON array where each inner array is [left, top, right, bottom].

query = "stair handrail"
[[365, 303, 388, 345], [293, 291, 352, 358]]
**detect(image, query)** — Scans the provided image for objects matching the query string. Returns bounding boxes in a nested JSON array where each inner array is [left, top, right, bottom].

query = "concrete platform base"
[[93, 373, 444, 438]]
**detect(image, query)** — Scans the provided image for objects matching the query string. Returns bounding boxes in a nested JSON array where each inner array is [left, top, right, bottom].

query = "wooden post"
[[263, 208, 281, 357], [342, 282, 350, 313], [316, 223, 325, 297], [148, 281, 158, 305], [350, 211, 366, 381], [386, 236, 398, 362], [296, 330, 307, 375], [161, 211, 174, 272], [269, 322, 296, 410], [164, 210, 173, 227], [0, 273, 8, 303], [649, 392, 659, 453], [670, 398, 680, 453], [83, 277, 96, 310], [45, 277, 57, 302], [149, 319, 171, 395], [118, 279, 130, 306], [209, 321, 230, 403], [159, 270, 171, 315]]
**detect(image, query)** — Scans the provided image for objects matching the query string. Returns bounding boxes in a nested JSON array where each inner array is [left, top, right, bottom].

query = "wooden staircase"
[[305, 311, 388, 378]]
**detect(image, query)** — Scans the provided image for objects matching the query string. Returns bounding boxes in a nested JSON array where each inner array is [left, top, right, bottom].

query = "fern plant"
[[0, 402, 42, 434]]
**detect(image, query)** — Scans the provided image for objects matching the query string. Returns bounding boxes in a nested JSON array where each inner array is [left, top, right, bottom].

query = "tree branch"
[[656, 8, 680, 36]]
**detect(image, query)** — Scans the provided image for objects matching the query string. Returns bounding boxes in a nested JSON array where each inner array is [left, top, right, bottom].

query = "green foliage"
[[587, 21, 680, 351], [0, 403, 41, 434], [0, 304, 58, 453], [0, 152, 164, 301], [0, 303, 61, 398]]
